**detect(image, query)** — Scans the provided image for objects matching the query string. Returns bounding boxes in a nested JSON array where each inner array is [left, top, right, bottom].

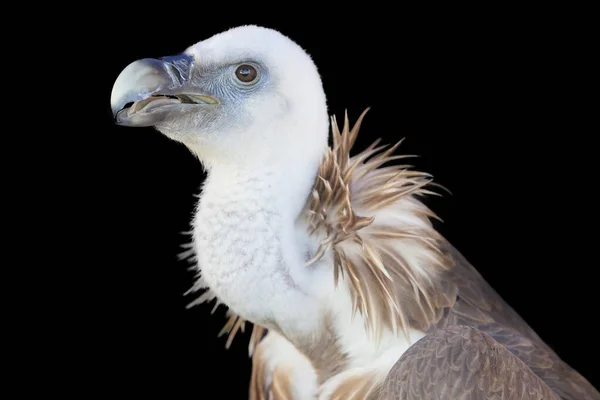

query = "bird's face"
[[111, 25, 329, 165]]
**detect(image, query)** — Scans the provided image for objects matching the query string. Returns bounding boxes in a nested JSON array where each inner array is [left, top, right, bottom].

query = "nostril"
[[166, 63, 184, 85], [159, 54, 193, 86]]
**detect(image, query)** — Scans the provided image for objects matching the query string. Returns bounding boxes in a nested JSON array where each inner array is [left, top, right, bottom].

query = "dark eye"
[[235, 64, 258, 84]]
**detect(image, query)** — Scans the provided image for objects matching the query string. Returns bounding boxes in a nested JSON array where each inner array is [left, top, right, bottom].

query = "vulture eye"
[[235, 64, 258, 84]]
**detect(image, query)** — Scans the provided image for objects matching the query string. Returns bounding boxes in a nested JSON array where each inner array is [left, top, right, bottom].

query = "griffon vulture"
[[110, 25, 599, 400]]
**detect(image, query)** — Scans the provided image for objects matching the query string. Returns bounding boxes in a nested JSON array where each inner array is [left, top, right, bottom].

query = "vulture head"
[[111, 25, 329, 171]]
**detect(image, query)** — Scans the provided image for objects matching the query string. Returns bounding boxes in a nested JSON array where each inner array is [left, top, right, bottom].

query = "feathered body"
[[186, 110, 598, 399]]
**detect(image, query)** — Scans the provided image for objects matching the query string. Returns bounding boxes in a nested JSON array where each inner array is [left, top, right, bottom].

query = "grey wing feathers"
[[435, 243, 599, 400], [377, 325, 561, 400]]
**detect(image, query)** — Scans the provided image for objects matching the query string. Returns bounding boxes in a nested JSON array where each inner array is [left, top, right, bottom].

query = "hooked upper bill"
[[111, 54, 219, 127]]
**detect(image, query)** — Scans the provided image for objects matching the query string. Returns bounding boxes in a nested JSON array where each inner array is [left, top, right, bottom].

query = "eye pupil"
[[236, 64, 258, 83]]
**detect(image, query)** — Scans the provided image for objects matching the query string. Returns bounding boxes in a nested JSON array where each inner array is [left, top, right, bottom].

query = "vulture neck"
[[205, 159, 316, 220], [191, 139, 327, 339]]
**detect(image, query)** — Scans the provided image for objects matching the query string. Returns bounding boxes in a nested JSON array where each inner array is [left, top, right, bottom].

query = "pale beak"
[[111, 54, 219, 127]]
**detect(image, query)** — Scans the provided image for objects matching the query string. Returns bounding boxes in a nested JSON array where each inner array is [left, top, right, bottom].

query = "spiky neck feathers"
[[303, 109, 455, 339]]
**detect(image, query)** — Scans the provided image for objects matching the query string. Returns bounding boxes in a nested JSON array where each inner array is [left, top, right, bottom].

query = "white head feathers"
[[180, 25, 330, 172]]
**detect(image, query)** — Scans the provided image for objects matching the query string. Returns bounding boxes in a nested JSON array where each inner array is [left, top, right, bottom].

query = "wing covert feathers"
[[377, 325, 561, 400]]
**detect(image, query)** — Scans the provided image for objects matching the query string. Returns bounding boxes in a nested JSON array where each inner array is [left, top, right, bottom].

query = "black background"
[[44, 8, 597, 398]]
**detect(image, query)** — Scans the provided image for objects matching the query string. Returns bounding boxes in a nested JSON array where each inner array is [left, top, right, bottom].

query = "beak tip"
[[110, 58, 172, 121]]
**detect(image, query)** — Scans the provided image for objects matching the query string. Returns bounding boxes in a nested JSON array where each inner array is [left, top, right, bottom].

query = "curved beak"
[[111, 54, 218, 127]]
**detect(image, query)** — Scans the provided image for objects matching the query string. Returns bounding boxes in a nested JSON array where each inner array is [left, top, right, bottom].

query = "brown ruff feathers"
[[303, 108, 454, 341], [186, 107, 455, 349]]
